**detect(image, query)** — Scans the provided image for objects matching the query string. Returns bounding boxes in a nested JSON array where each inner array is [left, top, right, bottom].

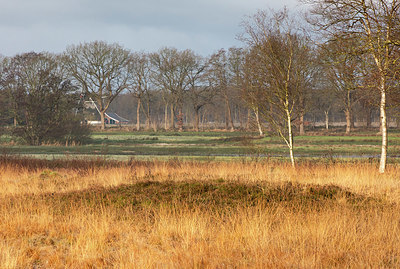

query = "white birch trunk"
[[324, 111, 329, 130], [287, 109, 295, 168], [254, 107, 264, 136], [379, 87, 387, 174], [164, 104, 168, 130]]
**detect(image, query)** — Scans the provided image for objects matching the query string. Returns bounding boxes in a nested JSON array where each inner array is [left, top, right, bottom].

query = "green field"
[[1, 130, 400, 161]]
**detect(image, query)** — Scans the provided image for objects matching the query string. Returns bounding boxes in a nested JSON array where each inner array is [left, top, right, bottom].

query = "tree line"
[[1, 0, 400, 172]]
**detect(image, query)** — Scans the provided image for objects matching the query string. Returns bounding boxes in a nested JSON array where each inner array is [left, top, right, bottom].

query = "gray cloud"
[[0, 0, 299, 56]]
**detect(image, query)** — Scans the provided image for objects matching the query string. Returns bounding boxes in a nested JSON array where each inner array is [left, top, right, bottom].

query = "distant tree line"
[[1, 1, 400, 172]]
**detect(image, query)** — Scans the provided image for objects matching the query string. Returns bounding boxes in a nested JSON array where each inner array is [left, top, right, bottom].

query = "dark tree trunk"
[[194, 107, 200, 132], [136, 97, 141, 131], [170, 104, 175, 130], [246, 108, 251, 131], [100, 111, 106, 130], [177, 106, 183, 132], [142, 99, 151, 131], [366, 107, 372, 128], [201, 110, 207, 131], [299, 113, 305, 136], [225, 98, 234, 132]]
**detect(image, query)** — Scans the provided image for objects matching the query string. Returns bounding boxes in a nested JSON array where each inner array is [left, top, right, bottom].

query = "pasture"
[[2, 129, 400, 161]]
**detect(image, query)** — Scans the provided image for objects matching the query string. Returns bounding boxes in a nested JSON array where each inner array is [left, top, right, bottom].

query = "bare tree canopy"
[[306, 0, 400, 173], [241, 9, 315, 167], [63, 41, 131, 130], [150, 47, 198, 131], [186, 54, 216, 132], [320, 39, 364, 134], [127, 52, 153, 131]]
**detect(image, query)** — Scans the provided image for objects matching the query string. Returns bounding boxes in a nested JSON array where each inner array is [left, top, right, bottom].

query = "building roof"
[[105, 112, 129, 123]]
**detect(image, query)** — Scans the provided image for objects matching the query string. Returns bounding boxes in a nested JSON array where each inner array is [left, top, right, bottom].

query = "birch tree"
[[241, 9, 312, 167], [306, 0, 400, 173], [242, 47, 266, 136]]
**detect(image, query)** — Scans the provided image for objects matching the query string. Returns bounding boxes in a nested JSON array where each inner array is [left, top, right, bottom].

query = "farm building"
[[83, 97, 130, 125], [104, 112, 129, 125]]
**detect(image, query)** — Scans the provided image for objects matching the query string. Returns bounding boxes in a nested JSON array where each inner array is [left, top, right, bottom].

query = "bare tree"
[[241, 9, 313, 167], [307, 0, 400, 173], [293, 39, 316, 136], [186, 54, 217, 131], [150, 47, 195, 132], [63, 41, 131, 130], [227, 47, 248, 131], [242, 48, 266, 136], [209, 50, 235, 131], [320, 39, 364, 134], [310, 73, 338, 131], [127, 52, 152, 131]]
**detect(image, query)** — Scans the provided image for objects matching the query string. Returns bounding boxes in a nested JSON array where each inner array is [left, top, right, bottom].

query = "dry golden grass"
[[0, 157, 400, 268], [1, 158, 399, 200]]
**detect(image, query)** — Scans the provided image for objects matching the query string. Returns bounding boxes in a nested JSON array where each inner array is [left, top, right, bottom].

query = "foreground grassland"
[[1, 157, 400, 268], [3, 129, 400, 160]]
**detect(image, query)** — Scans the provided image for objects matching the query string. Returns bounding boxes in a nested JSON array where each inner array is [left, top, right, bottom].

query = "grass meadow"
[[2, 129, 400, 159], [0, 155, 400, 268]]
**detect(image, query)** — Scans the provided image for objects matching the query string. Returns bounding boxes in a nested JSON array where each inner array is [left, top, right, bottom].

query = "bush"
[[13, 117, 91, 146], [4, 52, 92, 145]]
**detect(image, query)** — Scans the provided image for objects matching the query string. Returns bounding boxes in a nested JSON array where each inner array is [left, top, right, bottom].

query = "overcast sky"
[[0, 0, 300, 57]]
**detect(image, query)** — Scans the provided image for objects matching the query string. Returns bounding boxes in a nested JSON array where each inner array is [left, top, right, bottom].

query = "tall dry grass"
[[1, 158, 399, 200], [0, 157, 399, 268]]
